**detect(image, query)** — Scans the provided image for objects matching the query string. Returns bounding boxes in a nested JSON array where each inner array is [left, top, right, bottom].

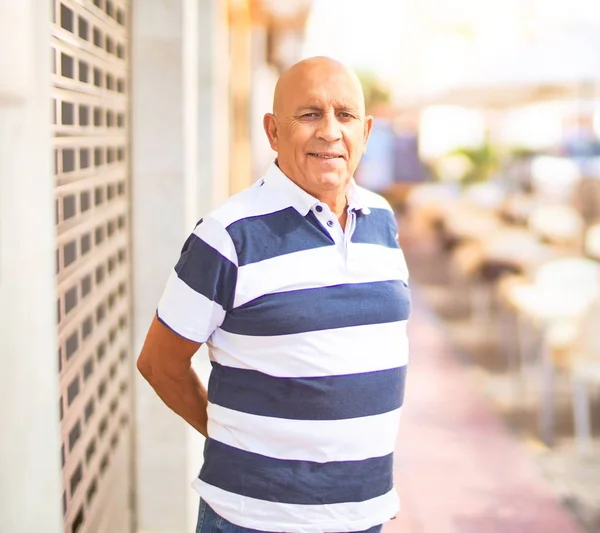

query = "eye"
[[338, 112, 354, 120], [300, 112, 319, 119]]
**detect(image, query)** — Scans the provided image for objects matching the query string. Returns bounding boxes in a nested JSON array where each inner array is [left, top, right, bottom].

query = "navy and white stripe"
[[207, 363, 406, 420], [158, 163, 410, 532]]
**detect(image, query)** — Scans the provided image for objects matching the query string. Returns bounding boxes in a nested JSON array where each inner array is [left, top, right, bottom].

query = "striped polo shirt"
[[157, 162, 411, 533]]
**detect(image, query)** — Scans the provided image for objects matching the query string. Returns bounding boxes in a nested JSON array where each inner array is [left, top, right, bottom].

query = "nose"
[[316, 112, 342, 143]]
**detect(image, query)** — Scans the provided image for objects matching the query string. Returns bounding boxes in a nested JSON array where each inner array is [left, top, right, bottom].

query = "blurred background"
[[1, 0, 600, 532]]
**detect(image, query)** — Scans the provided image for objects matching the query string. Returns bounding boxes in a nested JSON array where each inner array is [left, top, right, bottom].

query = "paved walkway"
[[384, 288, 584, 533]]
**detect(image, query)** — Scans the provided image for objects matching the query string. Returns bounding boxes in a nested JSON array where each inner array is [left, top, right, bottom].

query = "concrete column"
[[182, 0, 230, 527], [250, 28, 278, 180], [0, 2, 63, 533], [131, 0, 229, 531], [131, 2, 190, 531], [183, 0, 230, 226], [228, 4, 253, 194]]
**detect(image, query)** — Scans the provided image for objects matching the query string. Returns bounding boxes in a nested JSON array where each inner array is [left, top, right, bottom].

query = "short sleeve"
[[157, 216, 238, 343]]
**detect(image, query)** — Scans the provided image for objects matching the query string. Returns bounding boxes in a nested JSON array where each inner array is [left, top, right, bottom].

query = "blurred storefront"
[[0, 1, 311, 532], [389, 0, 600, 181]]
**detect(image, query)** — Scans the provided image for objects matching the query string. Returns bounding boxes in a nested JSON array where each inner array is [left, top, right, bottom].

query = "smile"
[[308, 153, 343, 159]]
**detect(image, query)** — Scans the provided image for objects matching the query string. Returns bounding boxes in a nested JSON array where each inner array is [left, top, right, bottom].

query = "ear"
[[362, 115, 374, 154], [263, 113, 279, 152]]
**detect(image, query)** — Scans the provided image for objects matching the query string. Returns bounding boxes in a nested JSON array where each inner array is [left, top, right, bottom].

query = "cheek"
[[289, 122, 308, 139], [345, 133, 365, 155], [292, 123, 316, 142]]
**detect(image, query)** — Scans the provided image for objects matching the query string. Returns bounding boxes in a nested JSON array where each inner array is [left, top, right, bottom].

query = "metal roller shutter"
[[51, 1, 133, 531]]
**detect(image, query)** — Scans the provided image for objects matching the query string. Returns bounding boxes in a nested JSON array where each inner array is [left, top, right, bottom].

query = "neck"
[[317, 190, 348, 219], [275, 159, 349, 218]]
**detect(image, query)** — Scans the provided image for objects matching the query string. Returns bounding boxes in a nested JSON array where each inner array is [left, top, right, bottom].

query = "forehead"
[[284, 70, 363, 111]]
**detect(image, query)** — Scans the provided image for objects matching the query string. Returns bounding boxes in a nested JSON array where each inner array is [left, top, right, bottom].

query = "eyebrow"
[[295, 105, 322, 113], [294, 104, 360, 115]]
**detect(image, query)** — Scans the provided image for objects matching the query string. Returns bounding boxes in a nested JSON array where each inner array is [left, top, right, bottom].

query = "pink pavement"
[[383, 289, 584, 533]]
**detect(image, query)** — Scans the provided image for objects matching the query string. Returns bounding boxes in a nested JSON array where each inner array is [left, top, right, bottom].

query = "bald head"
[[273, 57, 366, 117]]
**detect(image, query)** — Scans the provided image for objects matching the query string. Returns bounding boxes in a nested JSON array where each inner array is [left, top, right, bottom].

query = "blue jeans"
[[196, 499, 383, 533]]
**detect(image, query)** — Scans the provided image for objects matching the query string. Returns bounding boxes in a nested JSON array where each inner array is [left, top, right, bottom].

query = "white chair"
[[462, 181, 507, 211], [530, 156, 581, 203], [450, 240, 485, 316], [443, 204, 502, 244], [584, 223, 600, 260], [570, 296, 600, 454], [534, 256, 600, 294], [528, 204, 584, 248], [405, 182, 461, 234], [504, 257, 600, 445], [482, 227, 560, 273], [501, 191, 538, 225]]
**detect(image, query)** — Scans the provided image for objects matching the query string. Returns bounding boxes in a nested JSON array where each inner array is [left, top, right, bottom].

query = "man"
[[137, 56, 411, 533]]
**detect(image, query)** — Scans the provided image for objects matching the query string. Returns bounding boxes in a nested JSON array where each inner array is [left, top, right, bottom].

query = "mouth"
[[308, 153, 344, 159]]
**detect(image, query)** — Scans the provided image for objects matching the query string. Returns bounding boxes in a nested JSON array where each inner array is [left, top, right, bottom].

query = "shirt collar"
[[346, 179, 371, 215], [262, 161, 370, 216]]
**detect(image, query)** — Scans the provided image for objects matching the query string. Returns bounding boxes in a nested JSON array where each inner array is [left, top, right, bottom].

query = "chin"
[[316, 171, 348, 188]]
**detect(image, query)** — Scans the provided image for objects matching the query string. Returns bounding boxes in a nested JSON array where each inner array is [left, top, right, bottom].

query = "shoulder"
[[208, 180, 290, 229], [355, 185, 394, 213], [190, 186, 267, 265], [207, 183, 262, 228]]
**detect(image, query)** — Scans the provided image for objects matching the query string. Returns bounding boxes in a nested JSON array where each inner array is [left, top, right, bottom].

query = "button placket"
[[313, 204, 341, 244], [343, 209, 357, 266]]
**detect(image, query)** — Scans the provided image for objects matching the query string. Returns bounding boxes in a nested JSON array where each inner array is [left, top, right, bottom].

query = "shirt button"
[[327, 220, 334, 227], [315, 205, 323, 213]]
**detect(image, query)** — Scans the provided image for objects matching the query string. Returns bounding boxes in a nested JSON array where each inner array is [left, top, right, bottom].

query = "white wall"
[[131, 0, 229, 531], [0, 2, 63, 532]]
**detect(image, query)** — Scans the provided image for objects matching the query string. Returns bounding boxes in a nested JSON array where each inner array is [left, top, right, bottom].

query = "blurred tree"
[[507, 145, 543, 160], [450, 141, 500, 185], [356, 70, 391, 112]]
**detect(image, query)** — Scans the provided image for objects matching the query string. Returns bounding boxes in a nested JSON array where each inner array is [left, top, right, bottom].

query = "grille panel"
[[52, 1, 132, 531]]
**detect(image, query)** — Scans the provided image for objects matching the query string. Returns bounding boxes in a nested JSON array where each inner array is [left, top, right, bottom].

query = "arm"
[[137, 315, 208, 437]]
